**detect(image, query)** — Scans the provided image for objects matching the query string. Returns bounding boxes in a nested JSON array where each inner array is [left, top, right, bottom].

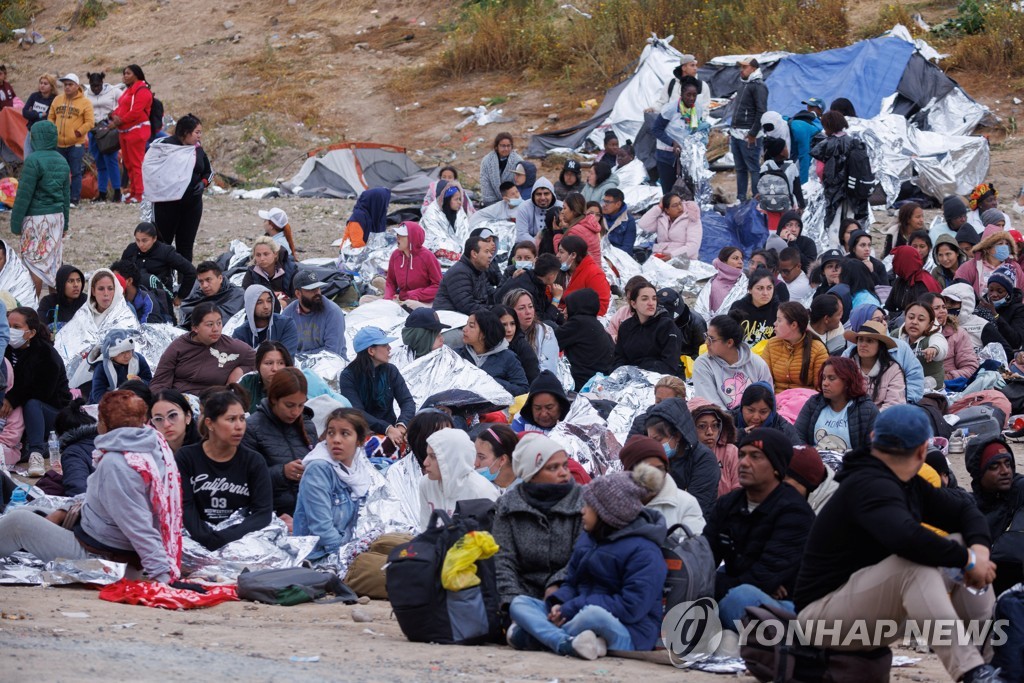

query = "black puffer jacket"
[[120, 239, 197, 299], [731, 72, 768, 134], [495, 270, 563, 325], [59, 425, 98, 496], [674, 303, 708, 359], [704, 481, 815, 600], [432, 254, 492, 315], [555, 289, 614, 390], [240, 399, 317, 516], [613, 309, 681, 375], [630, 398, 720, 515], [992, 288, 1024, 352]]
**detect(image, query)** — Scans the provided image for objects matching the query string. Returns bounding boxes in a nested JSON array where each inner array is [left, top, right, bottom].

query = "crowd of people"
[[1, 57, 1024, 682]]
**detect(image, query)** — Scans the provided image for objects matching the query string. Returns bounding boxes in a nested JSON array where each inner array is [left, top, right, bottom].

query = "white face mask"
[[8, 328, 26, 348]]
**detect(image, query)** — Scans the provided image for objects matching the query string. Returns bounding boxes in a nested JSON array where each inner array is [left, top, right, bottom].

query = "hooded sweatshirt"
[[86, 82, 123, 122], [931, 234, 968, 290], [689, 399, 741, 496], [775, 210, 818, 272], [231, 284, 299, 355], [384, 222, 443, 303], [10, 121, 70, 233], [966, 437, 1024, 591], [941, 282, 1011, 359], [48, 87, 94, 148], [555, 289, 614, 390], [88, 328, 153, 403], [954, 224, 1024, 299], [516, 177, 563, 242], [343, 187, 391, 249], [691, 342, 773, 410], [418, 428, 500, 529]]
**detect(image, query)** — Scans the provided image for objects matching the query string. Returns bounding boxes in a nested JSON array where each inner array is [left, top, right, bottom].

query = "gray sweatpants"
[[0, 509, 93, 562]]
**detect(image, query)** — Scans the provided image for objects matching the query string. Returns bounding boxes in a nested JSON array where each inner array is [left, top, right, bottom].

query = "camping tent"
[[280, 142, 436, 202]]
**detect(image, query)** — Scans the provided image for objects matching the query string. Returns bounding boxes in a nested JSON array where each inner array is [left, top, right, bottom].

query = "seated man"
[[778, 247, 811, 300], [469, 181, 521, 227], [179, 261, 245, 327], [601, 188, 636, 254], [495, 252, 564, 325], [232, 284, 298, 356], [110, 259, 155, 324], [281, 270, 347, 359], [703, 428, 815, 630], [795, 405, 999, 683], [967, 436, 1024, 594], [510, 370, 570, 434], [432, 235, 495, 315], [515, 177, 562, 242]]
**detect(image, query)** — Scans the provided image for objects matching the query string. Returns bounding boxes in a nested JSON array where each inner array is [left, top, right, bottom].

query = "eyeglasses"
[[696, 421, 722, 431], [704, 333, 720, 343], [151, 411, 183, 427]]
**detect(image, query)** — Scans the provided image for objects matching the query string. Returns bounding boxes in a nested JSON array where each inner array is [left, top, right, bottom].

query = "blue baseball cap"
[[353, 326, 397, 353], [802, 98, 825, 110], [872, 405, 933, 452]]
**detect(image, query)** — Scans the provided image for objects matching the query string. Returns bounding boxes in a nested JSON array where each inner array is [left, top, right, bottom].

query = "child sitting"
[[89, 328, 152, 403], [507, 471, 668, 659]]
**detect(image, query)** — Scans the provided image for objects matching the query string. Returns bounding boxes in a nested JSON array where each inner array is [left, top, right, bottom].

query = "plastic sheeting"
[[548, 395, 622, 476], [697, 201, 770, 263], [401, 345, 515, 411], [579, 366, 668, 445], [181, 514, 318, 582]]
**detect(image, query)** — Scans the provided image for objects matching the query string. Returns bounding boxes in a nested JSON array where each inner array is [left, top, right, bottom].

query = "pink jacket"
[[954, 258, 1024, 300], [606, 305, 633, 342], [942, 325, 979, 380], [0, 359, 24, 466], [714, 443, 741, 497], [555, 213, 603, 265], [637, 201, 702, 259], [384, 222, 443, 303]]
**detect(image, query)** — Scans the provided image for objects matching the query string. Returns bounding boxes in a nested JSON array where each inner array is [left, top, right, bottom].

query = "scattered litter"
[[1015, 98, 1022, 105], [580, 98, 598, 109], [362, 628, 377, 635], [112, 623, 136, 630], [913, 13, 930, 31], [1, 612, 27, 620], [52, 628, 67, 633], [12, 28, 45, 45], [560, 4, 592, 18], [223, 20, 234, 30], [290, 655, 320, 663], [60, 612, 90, 618], [892, 656, 921, 667], [453, 105, 513, 130]]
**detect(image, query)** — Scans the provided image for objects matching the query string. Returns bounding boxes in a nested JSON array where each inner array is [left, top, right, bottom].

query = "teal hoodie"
[[10, 120, 70, 234]]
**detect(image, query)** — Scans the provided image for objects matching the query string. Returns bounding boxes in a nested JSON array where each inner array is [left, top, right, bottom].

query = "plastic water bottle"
[[8, 485, 28, 508], [48, 431, 61, 474]]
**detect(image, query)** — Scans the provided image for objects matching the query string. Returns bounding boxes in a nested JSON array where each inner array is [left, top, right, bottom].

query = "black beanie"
[[739, 428, 794, 479], [943, 196, 968, 222], [764, 136, 786, 159]]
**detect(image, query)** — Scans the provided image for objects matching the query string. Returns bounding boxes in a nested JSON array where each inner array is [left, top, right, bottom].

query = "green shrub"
[[0, 0, 36, 42]]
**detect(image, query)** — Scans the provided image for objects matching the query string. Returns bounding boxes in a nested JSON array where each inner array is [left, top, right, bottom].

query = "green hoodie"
[[10, 121, 70, 235]]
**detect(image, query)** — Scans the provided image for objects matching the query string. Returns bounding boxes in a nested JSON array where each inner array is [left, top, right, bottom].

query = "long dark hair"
[[153, 388, 201, 446], [11, 306, 51, 345], [267, 367, 312, 449], [854, 334, 898, 403], [174, 113, 201, 140], [470, 309, 506, 351], [810, 293, 841, 325], [839, 257, 875, 296], [473, 423, 518, 460], [778, 301, 814, 386], [255, 340, 294, 387], [350, 346, 390, 415], [407, 409, 454, 468], [199, 390, 244, 441]]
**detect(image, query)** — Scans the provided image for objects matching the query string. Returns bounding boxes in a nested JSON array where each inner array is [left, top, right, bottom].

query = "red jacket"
[[384, 222, 443, 303], [562, 255, 610, 316], [554, 213, 603, 265], [112, 81, 152, 131]]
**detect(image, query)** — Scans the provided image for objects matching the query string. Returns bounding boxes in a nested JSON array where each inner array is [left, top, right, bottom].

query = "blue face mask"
[[560, 262, 570, 272], [663, 442, 676, 458], [993, 296, 1009, 308], [995, 244, 1011, 262], [508, 197, 523, 208], [476, 465, 499, 482], [515, 260, 534, 271]]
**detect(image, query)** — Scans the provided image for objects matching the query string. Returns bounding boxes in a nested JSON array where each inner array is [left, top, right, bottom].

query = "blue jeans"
[[23, 399, 60, 456], [730, 135, 762, 201], [719, 583, 794, 632], [57, 144, 86, 202], [509, 595, 634, 653], [655, 149, 678, 195], [88, 132, 121, 194]]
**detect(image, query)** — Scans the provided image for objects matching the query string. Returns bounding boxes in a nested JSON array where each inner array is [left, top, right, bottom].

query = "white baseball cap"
[[59, 73, 80, 86], [258, 207, 288, 228], [394, 224, 409, 236]]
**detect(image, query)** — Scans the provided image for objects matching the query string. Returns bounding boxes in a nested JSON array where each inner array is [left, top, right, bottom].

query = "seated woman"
[[175, 390, 273, 551], [895, 301, 949, 391], [406, 408, 455, 470], [4, 307, 71, 459], [882, 201, 924, 258], [119, 221, 197, 321], [458, 308, 529, 396], [241, 368, 318, 520], [420, 181, 468, 240], [775, 211, 817, 272], [730, 382, 802, 446], [840, 257, 881, 310], [580, 160, 619, 205], [691, 313, 772, 410], [922, 293, 979, 382], [55, 398, 97, 496], [845, 227, 888, 286], [931, 235, 967, 291], [808, 293, 846, 355], [885, 246, 941, 319], [150, 302, 256, 394], [493, 433, 580, 613], [762, 301, 827, 392], [419, 427, 500, 529], [956, 225, 1024, 301], [694, 247, 746, 320], [729, 268, 779, 345], [0, 391, 183, 583], [637, 192, 702, 261], [258, 207, 298, 255], [619, 435, 705, 532], [507, 471, 666, 659], [421, 166, 474, 215], [338, 326, 415, 446], [151, 389, 201, 454], [36, 264, 86, 333], [341, 187, 391, 249], [690, 400, 740, 496], [845, 321, 906, 410], [558, 234, 610, 317], [294, 408, 373, 559], [89, 328, 153, 404], [555, 192, 602, 265], [473, 423, 520, 492], [847, 303, 927, 405], [794, 357, 878, 453], [238, 340, 348, 414], [241, 236, 295, 303], [908, 229, 935, 272], [495, 304, 541, 383], [980, 265, 1024, 352], [613, 280, 682, 375], [503, 289, 559, 376], [385, 221, 442, 307]]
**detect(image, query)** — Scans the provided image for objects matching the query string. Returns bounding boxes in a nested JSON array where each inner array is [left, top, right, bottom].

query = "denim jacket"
[[293, 459, 359, 559]]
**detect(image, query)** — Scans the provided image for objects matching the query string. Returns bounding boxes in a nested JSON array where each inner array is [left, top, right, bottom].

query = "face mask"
[[476, 465, 499, 482], [993, 296, 1008, 308], [995, 244, 1011, 262], [515, 261, 533, 271], [947, 308, 961, 320], [508, 198, 523, 208], [560, 262, 570, 272], [663, 442, 676, 459], [8, 328, 26, 348]]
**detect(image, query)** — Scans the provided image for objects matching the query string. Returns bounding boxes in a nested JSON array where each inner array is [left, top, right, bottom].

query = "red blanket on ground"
[[98, 579, 238, 609]]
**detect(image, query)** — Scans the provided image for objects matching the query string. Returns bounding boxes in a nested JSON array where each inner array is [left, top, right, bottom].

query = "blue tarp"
[[766, 38, 916, 119], [698, 201, 768, 263]]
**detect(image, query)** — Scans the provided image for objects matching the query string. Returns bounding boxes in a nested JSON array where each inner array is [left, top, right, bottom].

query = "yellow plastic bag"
[[441, 531, 499, 591], [681, 354, 694, 380]]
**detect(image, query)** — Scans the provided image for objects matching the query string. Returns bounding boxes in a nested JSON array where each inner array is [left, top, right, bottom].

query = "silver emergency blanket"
[[640, 253, 716, 299], [181, 513, 318, 582], [799, 180, 830, 254], [222, 309, 245, 337], [456, 220, 517, 260], [548, 395, 622, 476], [613, 158, 662, 213], [337, 230, 393, 288], [579, 365, 667, 444], [344, 298, 408, 352], [979, 342, 1008, 369], [401, 345, 514, 410], [313, 452, 421, 573], [134, 323, 183, 375], [921, 86, 991, 137], [0, 552, 126, 586], [678, 129, 714, 210], [54, 297, 140, 384], [556, 355, 575, 393], [295, 350, 348, 391], [693, 272, 747, 324], [0, 240, 39, 307], [602, 242, 643, 292]]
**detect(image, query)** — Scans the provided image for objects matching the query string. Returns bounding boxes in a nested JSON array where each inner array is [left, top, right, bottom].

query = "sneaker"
[[27, 451, 45, 477], [69, 201, 78, 209], [963, 665, 1005, 683], [570, 630, 606, 660], [1003, 427, 1024, 443]]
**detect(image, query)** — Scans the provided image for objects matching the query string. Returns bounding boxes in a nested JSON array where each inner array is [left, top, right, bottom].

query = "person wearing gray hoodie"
[[231, 284, 298, 356], [691, 314, 773, 411], [516, 177, 563, 242]]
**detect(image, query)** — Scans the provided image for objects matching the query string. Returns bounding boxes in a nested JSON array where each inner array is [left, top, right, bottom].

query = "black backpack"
[[385, 501, 502, 645], [844, 139, 874, 201], [237, 567, 358, 606], [757, 167, 793, 212], [661, 523, 716, 614]]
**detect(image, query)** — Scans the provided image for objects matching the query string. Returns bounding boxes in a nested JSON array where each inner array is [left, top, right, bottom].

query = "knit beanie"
[[786, 445, 826, 493], [942, 195, 968, 222], [512, 432, 566, 483], [618, 435, 668, 472], [738, 428, 794, 480], [955, 224, 980, 247], [980, 441, 1013, 472], [582, 472, 648, 529], [989, 264, 1016, 294], [981, 208, 1006, 227]]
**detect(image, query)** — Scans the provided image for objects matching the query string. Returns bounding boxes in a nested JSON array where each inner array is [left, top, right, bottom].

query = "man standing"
[[729, 58, 768, 203], [282, 270, 347, 358], [432, 236, 494, 315], [789, 98, 824, 184], [48, 74, 94, 208], [601, 189, 636, 254], [232, 284, 299, 356], [795, 405, 1000, 683], [654, 54, 712, 113]]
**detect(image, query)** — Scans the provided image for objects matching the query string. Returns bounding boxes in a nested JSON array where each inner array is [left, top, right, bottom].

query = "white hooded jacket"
[[418, 428, 499, 530], [56, 268, 140, 383]]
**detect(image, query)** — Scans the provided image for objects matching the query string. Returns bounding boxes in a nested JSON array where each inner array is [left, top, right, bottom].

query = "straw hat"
[[843, 320, 896, 349]]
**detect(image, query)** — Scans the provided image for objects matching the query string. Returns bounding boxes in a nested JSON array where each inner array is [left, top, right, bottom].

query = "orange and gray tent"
[[280, 142, 435, 202]]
